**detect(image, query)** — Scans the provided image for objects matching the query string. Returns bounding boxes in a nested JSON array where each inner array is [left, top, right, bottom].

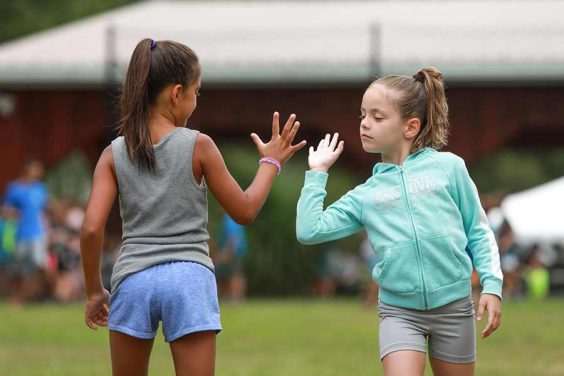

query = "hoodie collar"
[[372, 147, 436, 175]]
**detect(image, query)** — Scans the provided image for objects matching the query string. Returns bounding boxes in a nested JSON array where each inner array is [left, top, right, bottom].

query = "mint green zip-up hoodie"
[[296, 148, 503, 310]]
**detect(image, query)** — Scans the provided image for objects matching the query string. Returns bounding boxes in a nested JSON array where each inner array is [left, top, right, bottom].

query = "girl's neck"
[[148, 110, 179, 145], [380, 144, 414, 166]]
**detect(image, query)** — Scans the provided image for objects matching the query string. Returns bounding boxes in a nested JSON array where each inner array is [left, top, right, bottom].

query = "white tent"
[[501, 177, 564, 244]]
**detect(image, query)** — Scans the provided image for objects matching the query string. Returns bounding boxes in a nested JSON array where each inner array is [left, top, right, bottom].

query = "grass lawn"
[[0, 298, 562, 375]]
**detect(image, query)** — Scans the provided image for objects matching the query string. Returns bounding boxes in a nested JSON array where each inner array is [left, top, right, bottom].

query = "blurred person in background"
[[326, 246, 362, 296], [359, 235, 379, 307], [496, 221, 524, 299], [524, 244, 550, 300], [49, 199, 84, 302], [313, 245, 336, 297], [1, 158, 49, 305], [215, 213, 248, 303]]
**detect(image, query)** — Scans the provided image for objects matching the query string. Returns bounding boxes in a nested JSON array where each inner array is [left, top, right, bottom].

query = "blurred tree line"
[[44, 143, 367, 296], [44, 145, 564, 296], [469, 148, 564, 195], [0, 0, 138, 44], [208, 143, 366, 296]]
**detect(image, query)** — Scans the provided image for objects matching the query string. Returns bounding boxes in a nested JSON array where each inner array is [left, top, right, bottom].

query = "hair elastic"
[[150, 39, 157, 50], [413, 74, 424, 83], [259, 157, 281, 175]]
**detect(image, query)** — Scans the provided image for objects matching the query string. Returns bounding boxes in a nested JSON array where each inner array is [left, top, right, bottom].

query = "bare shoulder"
[[97, 145, 117, 178], [195, 133, 220, 157], [195, 132, 216, 150], [99, 145, 114, 164]]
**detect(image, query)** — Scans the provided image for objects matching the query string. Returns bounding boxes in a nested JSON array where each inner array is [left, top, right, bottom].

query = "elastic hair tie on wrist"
[[150, 39, 157, 50], [259, 157, 281, 175]]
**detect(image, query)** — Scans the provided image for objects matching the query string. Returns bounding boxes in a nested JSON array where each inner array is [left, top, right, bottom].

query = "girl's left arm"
[[80, 146, 117, 330], [296, 171, 365, 244], [296, 133, 365, 245], [451, 156, 502, 338]]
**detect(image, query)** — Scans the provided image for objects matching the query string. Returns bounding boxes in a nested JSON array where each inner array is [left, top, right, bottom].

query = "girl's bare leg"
[[383, 350, 426, 376], [169, 330, 216, 376], [110, 331, 154, 376], [430, 357, 474, 376]]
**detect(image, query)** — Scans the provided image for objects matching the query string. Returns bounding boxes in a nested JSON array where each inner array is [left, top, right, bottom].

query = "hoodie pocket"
[[373, 241, 420, 294], [420, 235, 467, 291]]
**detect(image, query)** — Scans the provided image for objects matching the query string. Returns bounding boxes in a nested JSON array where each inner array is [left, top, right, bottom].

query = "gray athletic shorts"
[[377, 296, 476, 363]]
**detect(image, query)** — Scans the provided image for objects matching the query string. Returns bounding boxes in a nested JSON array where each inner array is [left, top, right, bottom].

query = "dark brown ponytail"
[[116, 38, 200, 172]]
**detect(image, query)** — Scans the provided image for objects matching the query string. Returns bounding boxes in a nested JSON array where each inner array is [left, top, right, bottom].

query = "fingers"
[[291, 139, 308, 153], [94, 316, 109, 327], [481, 309, 501, 338], [479, 297, 502, 339], [85, 317, 98, 330], [85, 309, 109, 329], [481, 312, 498, 338], [329, 133, 339, 150], [317, 137, 325, 150], [316, 133, 333, 151], [335, 140, 345, 155], [310, 133, 344, 155], [250, 133, 264, 148], [286, 121, 301, 144], [271, 112, 280, 138], [84, 298, 110, 330], [85, 314, 108, 330], [280, 113, 297, 140]]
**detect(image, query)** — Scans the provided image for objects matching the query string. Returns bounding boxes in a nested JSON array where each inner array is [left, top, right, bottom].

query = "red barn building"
[[1, 0, 563, 191]]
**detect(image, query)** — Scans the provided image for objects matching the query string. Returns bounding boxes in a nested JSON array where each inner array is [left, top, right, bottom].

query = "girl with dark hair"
[[81, 38, 305, 376], [297, 67, 502, 376]]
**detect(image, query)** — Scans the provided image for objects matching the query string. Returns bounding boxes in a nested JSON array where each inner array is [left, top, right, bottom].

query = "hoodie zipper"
[[398, 165, 429, 310]]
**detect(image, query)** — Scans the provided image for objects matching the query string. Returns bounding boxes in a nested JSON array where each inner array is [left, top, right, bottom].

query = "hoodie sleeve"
[[296, 170, 364, 245], [450, 156, 503, 299]]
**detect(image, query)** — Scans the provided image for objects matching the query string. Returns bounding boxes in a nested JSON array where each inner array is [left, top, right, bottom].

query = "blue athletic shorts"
[[109, 261, 222, 342]]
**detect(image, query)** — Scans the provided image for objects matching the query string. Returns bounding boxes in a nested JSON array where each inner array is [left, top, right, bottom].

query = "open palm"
[[309, 133, 344, 172], [251, 112, 307, 165]]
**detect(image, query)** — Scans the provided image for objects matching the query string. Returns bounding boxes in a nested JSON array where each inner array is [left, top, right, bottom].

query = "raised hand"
[[250, 112, 307, 165], [308, 133, 344, 172], [84, 289, 110, 330]]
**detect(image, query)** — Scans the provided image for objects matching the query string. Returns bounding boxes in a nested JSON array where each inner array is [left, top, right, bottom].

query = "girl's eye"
[[375, 117, 384, 121], [196, 92, 201, 97], [359, 114, 366, 120]]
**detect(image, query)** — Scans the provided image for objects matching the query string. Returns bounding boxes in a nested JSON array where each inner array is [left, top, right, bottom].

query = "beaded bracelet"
[[259, 157, 282, 175]]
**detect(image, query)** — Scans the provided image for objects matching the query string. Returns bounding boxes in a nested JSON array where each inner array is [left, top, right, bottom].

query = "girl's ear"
[[404, 117, 421, 140], [170, 84, 184, 104]]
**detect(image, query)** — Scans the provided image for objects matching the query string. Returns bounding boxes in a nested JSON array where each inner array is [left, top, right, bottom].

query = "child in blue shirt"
[[296, 67, 502, 376]]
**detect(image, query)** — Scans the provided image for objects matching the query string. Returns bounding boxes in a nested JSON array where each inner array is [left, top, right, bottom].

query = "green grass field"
[[0, 298, 563, 375]]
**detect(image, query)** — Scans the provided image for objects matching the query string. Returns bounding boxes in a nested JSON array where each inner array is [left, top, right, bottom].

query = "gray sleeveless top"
[[110, 127, 213, 292]]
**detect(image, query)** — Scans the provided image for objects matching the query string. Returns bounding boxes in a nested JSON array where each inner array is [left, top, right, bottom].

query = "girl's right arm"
[[197, 112, 306, 225], [296, 133, 365, 244], [80, 146, 116, 330]]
